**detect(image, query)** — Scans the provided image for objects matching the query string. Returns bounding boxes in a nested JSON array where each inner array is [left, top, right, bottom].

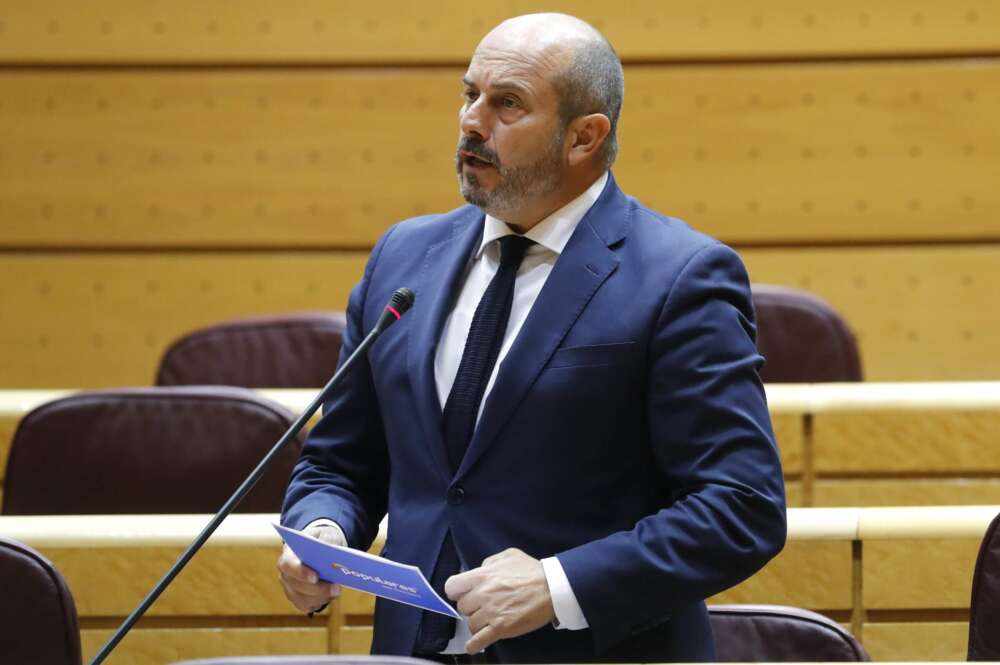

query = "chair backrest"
[[0, 537, 81, 665], [968, 511, 1000, 660], [2, 387, 302, 515], [752, 284, 863, 383], [710, 604, 869, 661], [156, 312, 347, 388], [169, 657, 439, 665]]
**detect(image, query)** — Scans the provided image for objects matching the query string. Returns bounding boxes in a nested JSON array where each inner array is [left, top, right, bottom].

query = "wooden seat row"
[[3, 383, 1000, 509], [2, 506, 996, 664]]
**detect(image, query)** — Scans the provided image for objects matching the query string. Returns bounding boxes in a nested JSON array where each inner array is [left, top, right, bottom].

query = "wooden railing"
[[4, 383, 1000, 508], [2, 506, 996, 664]]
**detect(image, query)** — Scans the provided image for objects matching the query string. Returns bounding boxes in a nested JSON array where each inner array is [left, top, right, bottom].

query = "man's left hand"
[[444, 548, 556, 654]]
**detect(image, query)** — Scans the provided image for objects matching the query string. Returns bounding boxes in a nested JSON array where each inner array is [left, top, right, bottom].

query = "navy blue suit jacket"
[[282, 174, 786, 662]]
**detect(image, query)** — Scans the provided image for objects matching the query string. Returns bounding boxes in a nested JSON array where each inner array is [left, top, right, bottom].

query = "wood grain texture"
[[861, 622, 969, 661], [863, 539, 981, 608], [0, 1, 997, 62], [0, 415, 14, 493], [0, 253, 366, 387], [339, 587, 376, 617], [812, 411, 1000, 472], [710, 541, 852, 609], [81, 627, 327, 665], [339, 626, 375, 655], [1, 60, 998, 246], [45, 546, 293, 615], [772, 413, 803, 474], [784, 481, 804, 508], [815, 479, 1000, 507], [4, 245, 1000, 387], [741, 246, 1000, 381]]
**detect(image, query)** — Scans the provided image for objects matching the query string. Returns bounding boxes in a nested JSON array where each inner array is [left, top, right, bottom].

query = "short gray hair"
[[551, 36, 624, 170]]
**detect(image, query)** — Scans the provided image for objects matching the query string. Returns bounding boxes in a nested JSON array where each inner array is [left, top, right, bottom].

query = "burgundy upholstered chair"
[[710, 604, 869, 661], [968, 511, 1000, 660], [2, 387, 302, 515], [752, 284, 862, 383], [0, 537, 81, 665], [156, 312, 347, 388]]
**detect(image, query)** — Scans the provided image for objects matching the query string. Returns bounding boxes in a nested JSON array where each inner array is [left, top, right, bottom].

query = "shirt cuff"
[[541, 556, 589, 630], [304, 518, 347, 546]]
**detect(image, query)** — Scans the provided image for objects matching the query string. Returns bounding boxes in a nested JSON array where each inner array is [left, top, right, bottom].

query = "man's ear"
[[566, 113, 612, 167]]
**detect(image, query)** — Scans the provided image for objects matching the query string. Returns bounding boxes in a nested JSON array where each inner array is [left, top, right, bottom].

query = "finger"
[[467, 605, 490, 635], [281, 573, 338, 598], [308, 525, 347, 548], [466, 623, 500, 654], [280, 583, 327, 614], [277, 546, 320, 584], [445, 568, 485, 599], [456, 586, 485, 617]]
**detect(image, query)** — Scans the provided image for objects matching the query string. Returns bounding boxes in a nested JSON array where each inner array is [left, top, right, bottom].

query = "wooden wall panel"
[[812, 411, 1000, 473], [50, 547, 292, 615], [0, 253, 366, 387], [710, 541, 852, 609], [863, 539, 980, 609], [0, 71, 461, 248], [862, 622, 969, 661], [815, 479, 1000, 507], [772, 413, 803, 475], [1, 1, 998, 63], [741, 246, 1000, 380], [2, 60, 998, 247], [339, 588, 375, 616], [81, 627, 328, 665], [784, 481, 804, 508], [4, 244, 1000, 387], [339, 626, 375, 655]]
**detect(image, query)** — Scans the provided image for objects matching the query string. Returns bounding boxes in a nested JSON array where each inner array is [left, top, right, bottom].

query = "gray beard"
[[457, 128, 565, 218]]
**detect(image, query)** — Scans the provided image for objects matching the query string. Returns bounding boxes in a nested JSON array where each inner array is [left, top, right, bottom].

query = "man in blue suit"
[[278, 13, 785, 663]]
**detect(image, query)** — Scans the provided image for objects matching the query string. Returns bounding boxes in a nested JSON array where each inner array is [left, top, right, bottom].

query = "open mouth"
[[461, 151, 495, 169]]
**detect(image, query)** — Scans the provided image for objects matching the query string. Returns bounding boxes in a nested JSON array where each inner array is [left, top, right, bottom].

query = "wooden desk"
[[2, 507, 996, 664], [4, 384, 1000, 509]]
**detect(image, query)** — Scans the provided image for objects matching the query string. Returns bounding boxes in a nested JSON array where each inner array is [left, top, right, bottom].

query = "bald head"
[[476, 14, 624, 169]]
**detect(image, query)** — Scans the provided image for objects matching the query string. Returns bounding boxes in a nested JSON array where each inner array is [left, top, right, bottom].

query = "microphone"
[[373, 287, 416, 334], [90, 288, 415, 665]]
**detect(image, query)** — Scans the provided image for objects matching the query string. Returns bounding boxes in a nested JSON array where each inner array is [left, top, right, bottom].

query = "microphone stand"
[[90, 288, 414, 665]]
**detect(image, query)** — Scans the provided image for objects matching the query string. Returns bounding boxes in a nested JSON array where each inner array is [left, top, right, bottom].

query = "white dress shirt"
[[311, 172, 608, 651]]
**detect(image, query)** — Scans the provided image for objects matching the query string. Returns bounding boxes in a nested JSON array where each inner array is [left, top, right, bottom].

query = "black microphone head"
[[389, 287, 415, 315]]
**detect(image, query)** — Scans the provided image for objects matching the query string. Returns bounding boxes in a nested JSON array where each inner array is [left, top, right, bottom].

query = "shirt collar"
[[477, 171, 609, 258]]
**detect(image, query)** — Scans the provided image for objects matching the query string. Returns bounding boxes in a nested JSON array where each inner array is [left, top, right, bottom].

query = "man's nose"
[[459, 97, 490, 141]]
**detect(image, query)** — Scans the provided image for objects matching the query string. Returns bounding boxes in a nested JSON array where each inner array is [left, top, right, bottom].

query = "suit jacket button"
[[448, 486, 466, 505]]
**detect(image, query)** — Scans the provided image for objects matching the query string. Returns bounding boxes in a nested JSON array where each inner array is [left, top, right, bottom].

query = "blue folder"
[[275, 524, 461, 618]]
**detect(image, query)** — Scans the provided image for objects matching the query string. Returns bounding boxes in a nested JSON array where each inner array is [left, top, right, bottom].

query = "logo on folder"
[[332, 562, 419, 595]]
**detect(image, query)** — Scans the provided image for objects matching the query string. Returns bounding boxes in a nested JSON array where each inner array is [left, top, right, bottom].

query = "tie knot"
[[497, 234, 535, 268]]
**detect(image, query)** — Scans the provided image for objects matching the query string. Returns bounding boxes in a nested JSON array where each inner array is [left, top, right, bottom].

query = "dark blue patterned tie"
[[415, 234, 535, 653]]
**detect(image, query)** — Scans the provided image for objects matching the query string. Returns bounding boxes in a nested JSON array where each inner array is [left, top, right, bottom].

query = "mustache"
[[456, 138, 501, 167]]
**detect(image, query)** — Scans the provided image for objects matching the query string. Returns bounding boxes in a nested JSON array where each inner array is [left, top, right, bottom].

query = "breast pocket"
[[546, 341, 636, 369]]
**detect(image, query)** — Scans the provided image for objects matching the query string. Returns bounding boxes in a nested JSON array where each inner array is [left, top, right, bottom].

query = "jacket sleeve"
[[280, 226, 397, 551], [556, 242, 787, 653]]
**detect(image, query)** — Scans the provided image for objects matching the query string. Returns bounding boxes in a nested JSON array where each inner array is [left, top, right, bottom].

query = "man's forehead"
[[464, 41, 569, 91]]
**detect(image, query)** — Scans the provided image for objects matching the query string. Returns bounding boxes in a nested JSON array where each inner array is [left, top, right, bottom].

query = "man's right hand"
[[277, 524, 347, 614]]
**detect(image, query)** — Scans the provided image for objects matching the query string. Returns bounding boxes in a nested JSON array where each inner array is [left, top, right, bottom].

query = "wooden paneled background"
[[1, 1, 999, 386]]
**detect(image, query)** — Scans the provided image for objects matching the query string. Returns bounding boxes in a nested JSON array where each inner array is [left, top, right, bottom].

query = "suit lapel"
[[407, 209, 484, 482], [456, 175, 631, 478]]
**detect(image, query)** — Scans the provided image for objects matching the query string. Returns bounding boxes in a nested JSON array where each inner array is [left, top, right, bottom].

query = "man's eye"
[[463, 90, 478, 103], [502, 97, 519, 109]]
